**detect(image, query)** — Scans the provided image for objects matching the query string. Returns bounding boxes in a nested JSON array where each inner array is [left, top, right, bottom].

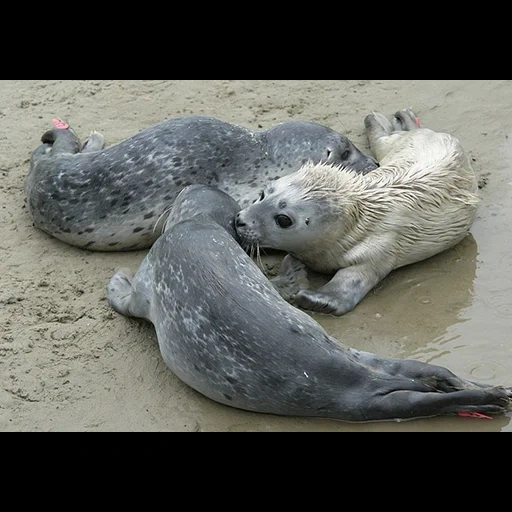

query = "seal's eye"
[[260, 191, 265, 202], [275, 215, 293, 229], [341, 150, 350, 161]]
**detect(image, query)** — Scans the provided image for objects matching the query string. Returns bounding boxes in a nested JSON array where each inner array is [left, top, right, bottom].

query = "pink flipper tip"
[[458, 412, 493, 420], [52, 119, 69, 130], [415, 118, 421, 128]]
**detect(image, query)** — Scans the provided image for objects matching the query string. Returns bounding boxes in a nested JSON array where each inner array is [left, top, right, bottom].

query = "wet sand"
[[1, 80, 511, 432]]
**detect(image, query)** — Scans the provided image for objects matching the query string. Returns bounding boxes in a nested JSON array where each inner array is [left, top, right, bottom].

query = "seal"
[[25, 116, 379, 251], [236, 109, 480, 316], [107, 185, 511, 423]]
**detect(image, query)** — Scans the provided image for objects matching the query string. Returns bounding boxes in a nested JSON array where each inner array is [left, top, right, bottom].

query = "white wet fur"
[[237, 110, 480, 316]]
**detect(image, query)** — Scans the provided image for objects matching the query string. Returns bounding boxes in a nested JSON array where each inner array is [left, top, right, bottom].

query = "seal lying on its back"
[[25, 116, 378, 251], [107, 185, 511, 423], [236, 109, 480, 316]]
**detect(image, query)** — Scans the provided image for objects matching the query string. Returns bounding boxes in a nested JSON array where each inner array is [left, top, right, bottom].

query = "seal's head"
[[165, 185, 242, 239], [266, 121, 379, 174], [235, 166, 353, 255]]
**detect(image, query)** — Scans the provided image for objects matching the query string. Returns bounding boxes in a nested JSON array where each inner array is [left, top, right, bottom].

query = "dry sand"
[[1, 80, 511, 432]]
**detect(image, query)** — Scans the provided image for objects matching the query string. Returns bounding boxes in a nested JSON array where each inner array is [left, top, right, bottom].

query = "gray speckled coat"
[[26, 116, 378, 251]]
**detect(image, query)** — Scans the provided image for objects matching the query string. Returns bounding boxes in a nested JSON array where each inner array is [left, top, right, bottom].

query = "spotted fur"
[[25, 116, 378, 251]]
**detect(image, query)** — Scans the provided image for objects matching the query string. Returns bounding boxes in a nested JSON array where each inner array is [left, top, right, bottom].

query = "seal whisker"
[[241, 240, 252, 255], [256, 244, 265, 273]]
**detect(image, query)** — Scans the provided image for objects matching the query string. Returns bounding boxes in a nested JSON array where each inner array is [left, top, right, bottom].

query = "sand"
[[1, 80, 511, 432]]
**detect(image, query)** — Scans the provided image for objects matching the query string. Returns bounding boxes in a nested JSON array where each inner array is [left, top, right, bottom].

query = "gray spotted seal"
[[107, 185, 511, 423], [25, 116, 378, 251], [236, 109, 480, 316]]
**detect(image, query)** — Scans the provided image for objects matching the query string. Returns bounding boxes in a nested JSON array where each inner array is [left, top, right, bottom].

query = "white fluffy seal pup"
[[236, 109, 479, 316]]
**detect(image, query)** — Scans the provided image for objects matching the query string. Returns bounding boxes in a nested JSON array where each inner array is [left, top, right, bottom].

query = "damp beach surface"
[[1, 80, 511, 432]]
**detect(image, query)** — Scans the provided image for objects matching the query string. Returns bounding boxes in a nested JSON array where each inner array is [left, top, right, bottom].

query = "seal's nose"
[[236, 213, 247, 229]]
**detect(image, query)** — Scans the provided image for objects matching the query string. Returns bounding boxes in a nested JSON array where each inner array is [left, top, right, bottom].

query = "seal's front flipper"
[[294, 264, 392, 317], [108, 270, 135, 317], [271, 255, 310, 302], [108, 260, 154, 321]]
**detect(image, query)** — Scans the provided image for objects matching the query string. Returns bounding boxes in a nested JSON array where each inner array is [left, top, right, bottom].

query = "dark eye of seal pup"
[[25, 116, 378, 252], [107, 185, 512, 423]]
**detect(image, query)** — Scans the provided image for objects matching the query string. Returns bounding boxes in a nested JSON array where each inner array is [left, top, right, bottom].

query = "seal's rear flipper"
[[41, 121, 81, 156], [366, 386, 511, 421], [365, 112, 394, 140], [30, 121, 81, 168], [392, 109, 421, 132], [365, 109, 421, 162]]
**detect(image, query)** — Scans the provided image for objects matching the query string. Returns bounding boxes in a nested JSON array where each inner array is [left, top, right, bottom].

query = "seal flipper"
[[82, 131, 106, 153], [108, 270, 137, 317], [29, 121, 81, 172], [364, 112, 399, 162], [392, 109, 421, 132], [293, 263, 393, 317], [271, 255, 310, 302], [368, 388, 511, 422], [41, 127, 82, 156], [365, 109, 421, 162], [355, 352, 512, 421], [108, 260, 154, 321]]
